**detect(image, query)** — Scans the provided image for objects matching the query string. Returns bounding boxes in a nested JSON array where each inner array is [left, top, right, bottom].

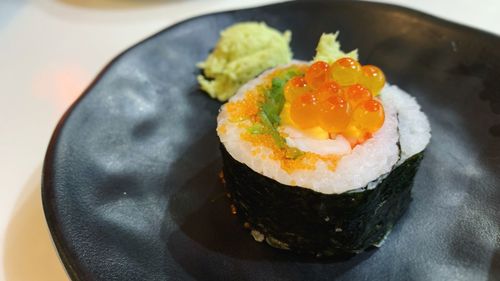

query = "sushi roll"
[[217, 56, 430, 257]]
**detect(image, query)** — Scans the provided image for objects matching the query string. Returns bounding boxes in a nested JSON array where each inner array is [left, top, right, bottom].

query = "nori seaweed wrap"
[[216, 60, 430, 257], [222, 146, 424, 256]]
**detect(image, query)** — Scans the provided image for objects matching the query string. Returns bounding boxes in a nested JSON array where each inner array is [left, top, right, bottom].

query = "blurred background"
[[0, 0, 498, 280]]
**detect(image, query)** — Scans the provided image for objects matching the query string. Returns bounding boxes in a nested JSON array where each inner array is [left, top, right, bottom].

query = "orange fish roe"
[[286, 58, 386, 146], [240, 131, 277, 153], [271, 150, 316, 173], [226, 90, 262, 122], [217, 124, 227, 135], [319, 155, 341, 171], [226, 65, 303, 122], [278, 152, 339, 173], [225, 64, 341, 173]]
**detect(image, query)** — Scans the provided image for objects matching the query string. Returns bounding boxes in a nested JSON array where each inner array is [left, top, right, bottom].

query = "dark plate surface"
[[42, 1, 500, 280]]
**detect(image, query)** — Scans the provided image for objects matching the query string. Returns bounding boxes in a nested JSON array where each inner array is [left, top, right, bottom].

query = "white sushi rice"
[[217, 65, 431, 194]]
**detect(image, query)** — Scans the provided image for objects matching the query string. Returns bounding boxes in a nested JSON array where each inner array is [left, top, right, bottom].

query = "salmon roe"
[[330, 57, 361, 86], [345, 84, 372, 108], [351, 99, 385, 133], [285, 58, 387, 146], [225, 65, 342, 173], [305, 61, 330, 88], [360, 65, 386, 96], [284, 76, 308, 101], [317, 81, 342, 101], [318, 94, 351, 133], [290, 93, 319, 129]]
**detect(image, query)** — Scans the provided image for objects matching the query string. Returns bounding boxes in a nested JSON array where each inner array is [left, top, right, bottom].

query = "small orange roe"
[[319, 155, 341, 171], [241, 132, 278, 153], [226, 64, 342, 173], [226, 90, 262, 122], [217, 124, 227, 135]]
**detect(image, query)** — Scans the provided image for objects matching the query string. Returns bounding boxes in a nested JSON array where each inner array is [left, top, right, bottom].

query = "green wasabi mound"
[[197, 22, 292, 101], [313, 32, 358, 63], [198, 25, 358, 102]]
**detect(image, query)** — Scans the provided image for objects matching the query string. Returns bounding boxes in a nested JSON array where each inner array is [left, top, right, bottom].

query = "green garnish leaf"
[[261, 77, 286, 127], [255, 67, 306, 154], [247, 123, 266, 134], [259, 111, 286, 148], [285, 147, 305, 159], [282, 69, 302, 81]]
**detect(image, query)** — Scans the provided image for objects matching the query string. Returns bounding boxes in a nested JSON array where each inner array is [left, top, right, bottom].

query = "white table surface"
[[0, 0, 498, 280]]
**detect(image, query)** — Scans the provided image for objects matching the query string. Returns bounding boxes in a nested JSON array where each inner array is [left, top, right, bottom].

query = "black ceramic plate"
[[42, 1, 500, 280]]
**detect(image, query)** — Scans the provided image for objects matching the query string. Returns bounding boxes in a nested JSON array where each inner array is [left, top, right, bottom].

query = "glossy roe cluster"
[[284, 58, 386, 146]]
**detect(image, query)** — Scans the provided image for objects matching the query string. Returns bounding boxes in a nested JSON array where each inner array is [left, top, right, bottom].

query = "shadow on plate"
[[3, 166, 69, 281]]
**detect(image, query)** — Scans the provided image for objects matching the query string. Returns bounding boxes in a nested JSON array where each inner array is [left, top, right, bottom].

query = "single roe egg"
[[305, 61, 330, 89], [359, 65, 386, 96], [345, 84, 372, 108], [290, 93, 319, 129], [318, 94, 351, 133], [284, 76, 308, 101], [330, 57, 361, 86], [316, 81, 342, 101], [351, 99, 385, 133]]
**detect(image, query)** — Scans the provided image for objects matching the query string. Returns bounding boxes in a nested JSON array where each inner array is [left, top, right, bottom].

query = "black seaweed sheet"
[[222, 144, 424, 257]]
